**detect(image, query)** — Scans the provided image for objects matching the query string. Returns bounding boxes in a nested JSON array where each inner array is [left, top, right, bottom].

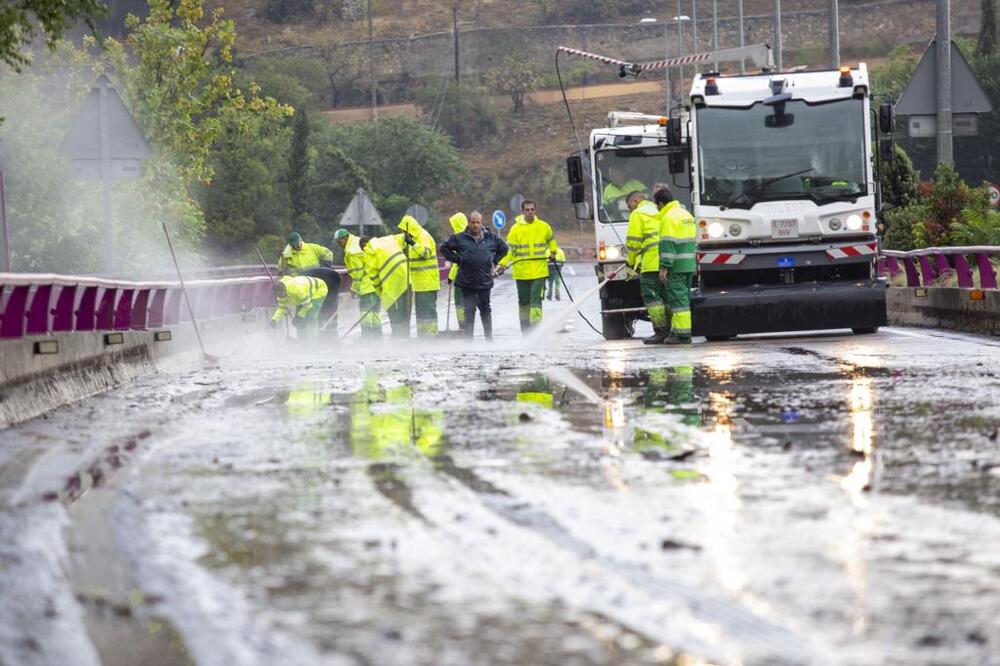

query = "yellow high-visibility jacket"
[[658, 201, 698, 273], [626, 200, 661, 273], [365, 235, 408, 309], [397, 215, 440, 293], [344, 234, 375, 296], [278, 242, 333, 275], [447, 212, 468, 282], [272, 275, 328, 321], [554, 247, 567, 264], [499, 215, 558, 280]]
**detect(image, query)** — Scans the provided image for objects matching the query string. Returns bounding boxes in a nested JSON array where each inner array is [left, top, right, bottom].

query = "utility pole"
[[665, 23, 672, 112], [0, 169, 9, 272], [936, 0, 953, 164], [774, 0, 783, 70], [692, 0, 698, 74], [737, 0, 746, 74], [98, 77, 114, 273], [712, 0, 719, 71], [452, 3, 460, 83], [828, 0, 840, 68], [677, 0, 685, 92], [368, 0, 377, 120]]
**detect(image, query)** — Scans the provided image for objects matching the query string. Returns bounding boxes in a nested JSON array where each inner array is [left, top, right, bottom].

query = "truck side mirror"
[[879, 103, 895, 134], [570, 182, 586, 204], [566, 155, 584, 185], [574, 201, 591, 220], [880, 140, 894, 163], [666, 118, 682, 146]]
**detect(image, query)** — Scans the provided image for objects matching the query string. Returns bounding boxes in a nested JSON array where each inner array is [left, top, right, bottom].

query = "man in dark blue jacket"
[[440, 211, 509, 340]]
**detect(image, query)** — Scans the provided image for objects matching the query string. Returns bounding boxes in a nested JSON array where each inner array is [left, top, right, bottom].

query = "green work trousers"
[[516, 278, 546, 333], [359, 292, 382, 339], [454, 285, 465, 326], [386, 292, 411, 339], [292, 296, 326, 341], [639, 271, 668, 330], [665, 272, 693, 339], [414, 290, 438, 337]]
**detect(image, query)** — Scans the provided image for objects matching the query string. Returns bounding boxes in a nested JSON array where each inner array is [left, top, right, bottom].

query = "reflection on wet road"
[[2, 267, 1000, 666]]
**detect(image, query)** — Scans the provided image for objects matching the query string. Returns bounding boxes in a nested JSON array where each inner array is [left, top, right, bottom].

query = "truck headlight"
[[828, 218, 842, 231], [728, 223, 742, 237], [846, 214, 863, 231], [707, 222, 724, 239], [605, 245, 621, 260]]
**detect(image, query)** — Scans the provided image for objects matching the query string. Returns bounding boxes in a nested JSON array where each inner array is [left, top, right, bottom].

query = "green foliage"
[[243, 55, 330, 109], [532, 0, 655, 22], [0, 0, 106, 71], [484, 56, 539, 113], [879, 144, 920, 209], [413, 82, 498, 147], [977, 0, 998, 57], [265, 0, 315, 23], [870, 44, 918, 101], [288, 109, 311, 221], [882, 204, 925, 251], [950, 207, 1000, 245]]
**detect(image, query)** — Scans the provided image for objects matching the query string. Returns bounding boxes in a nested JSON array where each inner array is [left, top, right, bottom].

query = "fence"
[[879, 247, 999, 289]]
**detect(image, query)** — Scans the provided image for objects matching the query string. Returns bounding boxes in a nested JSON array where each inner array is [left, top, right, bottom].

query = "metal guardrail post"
[[953, 254, 974, 288], [975, 252, 997, 289], [27, 285, 53, 335], [1, 285, 28, 338], [902, 257, 920, 287], [917, 256, 936, 285], [53, 286, 76, 332]]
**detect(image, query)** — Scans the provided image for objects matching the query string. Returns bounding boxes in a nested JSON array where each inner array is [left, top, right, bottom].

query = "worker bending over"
[[497, 200, 559, 333], [656, 187, 697, 344], [625, 191, 669, 344], [336, 229, 381, 339], [397, 215, 440, 337], [271, 275, 328, 340], [278, 231, 334, 276]]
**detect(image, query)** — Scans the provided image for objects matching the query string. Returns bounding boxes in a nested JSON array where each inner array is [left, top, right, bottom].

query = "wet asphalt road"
[[2, 264, 1000, 666]]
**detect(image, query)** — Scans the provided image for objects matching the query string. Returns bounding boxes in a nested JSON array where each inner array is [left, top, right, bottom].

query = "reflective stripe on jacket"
[[658, 201, 697, 273], [272, 275, 328, 321], [626, 200, 661, 273], [397, 215, 440, 292], [365, 235, 408, 309], [498, 215, 558, 280], [344, 235, 375, 295], [278, 242, 334, 275]]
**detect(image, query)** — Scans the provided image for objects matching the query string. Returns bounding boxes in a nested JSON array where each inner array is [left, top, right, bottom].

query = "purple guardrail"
[[0, 272, 277, 340], [878, 247, 999, 290]]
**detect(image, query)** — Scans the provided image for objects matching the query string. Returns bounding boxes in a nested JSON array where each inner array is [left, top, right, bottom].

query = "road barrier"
[[879, 246, 998, 289]]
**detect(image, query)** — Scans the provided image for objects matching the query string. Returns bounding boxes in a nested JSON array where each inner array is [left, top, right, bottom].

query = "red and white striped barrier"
[[826, 242, 878, 261], [697, 252, 747, 265]]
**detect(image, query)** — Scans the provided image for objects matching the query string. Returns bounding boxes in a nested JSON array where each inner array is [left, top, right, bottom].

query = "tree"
[[414, 82, 499, 148], [485, 56, 539, 113], [977, 0, 998, 57], [879, 144, 920, 208], [288, 109, 311, 222], [0, 0, 106, 71], [870, 44, 918, 101]]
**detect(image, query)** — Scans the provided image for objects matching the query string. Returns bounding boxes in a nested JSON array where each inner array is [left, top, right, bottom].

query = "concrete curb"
[[0, 310, 272, 430], [887, 287, 1000, 337]]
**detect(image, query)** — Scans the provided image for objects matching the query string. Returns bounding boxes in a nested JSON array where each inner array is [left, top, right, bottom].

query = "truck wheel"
[[601, 313, 628, 340], [705, 335, 734, 342], [852, 327, 878, 335]]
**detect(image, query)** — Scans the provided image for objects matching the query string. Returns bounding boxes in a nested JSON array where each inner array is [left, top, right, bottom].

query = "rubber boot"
[[662, 333, 693, 345], [482, 313, 493, 341], [643, 327, 669, 345]]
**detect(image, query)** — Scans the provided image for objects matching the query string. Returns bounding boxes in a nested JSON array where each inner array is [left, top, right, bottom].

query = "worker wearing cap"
[[396, 215, 439, 337], [336, 229, 381, 339], [625, 191, 669, 344], [444, 212, 469, 329], [365, 233, 412, 339], [271, 275, 328, 340], [655, 187, 696, 344], [545, 247, 566, 301], [278, 232, 334, 276], [497, 199, 559, 333]]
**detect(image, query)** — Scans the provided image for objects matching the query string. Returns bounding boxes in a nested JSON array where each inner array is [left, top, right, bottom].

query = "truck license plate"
[[772, 218, 798, 239]]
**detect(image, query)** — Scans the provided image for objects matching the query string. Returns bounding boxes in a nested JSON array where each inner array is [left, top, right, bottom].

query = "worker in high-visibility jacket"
[[335, 229, 381, 339], [277, 231, 334, 276], [271, 275, 328, 339], [545, 247, 566, 301], [655, 187, 697, 344], [397, 215, 440, 337], [497, 200, 559, 333], [625, 191, 669, 344], [364, 233, 411, 339], [445, 212, 469, 328]]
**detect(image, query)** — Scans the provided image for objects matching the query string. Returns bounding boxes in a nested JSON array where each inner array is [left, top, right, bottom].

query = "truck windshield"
[[696, 98, 867, 208], [594, 147, 676, 223]]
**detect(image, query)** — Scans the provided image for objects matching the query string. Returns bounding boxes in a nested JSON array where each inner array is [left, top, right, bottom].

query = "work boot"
[[643, 327, 669, 345], [662, 333, 693, 346], [482, 314, 493, 341]]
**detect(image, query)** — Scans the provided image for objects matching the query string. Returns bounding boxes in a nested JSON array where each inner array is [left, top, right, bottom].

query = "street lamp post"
[[642, 16, 692, 113]]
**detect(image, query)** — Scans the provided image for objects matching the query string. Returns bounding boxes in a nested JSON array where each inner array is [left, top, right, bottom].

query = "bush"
[[265, 0, 315, 23], [243, 55, 330, 109], [413, 83, 499, 148]]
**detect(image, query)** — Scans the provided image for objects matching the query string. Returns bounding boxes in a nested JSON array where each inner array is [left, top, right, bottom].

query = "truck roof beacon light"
[[839, 66, 853, 88], [705, 77, 719, 95]]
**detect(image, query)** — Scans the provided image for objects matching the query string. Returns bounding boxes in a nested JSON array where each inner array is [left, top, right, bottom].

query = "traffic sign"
[[492, 210, 506, 230], [405, 203, 429, 225], [988, 183, 1000, 208]]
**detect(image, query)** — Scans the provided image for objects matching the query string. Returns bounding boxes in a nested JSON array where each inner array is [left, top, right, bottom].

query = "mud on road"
[[2, 271, 1000, 666]]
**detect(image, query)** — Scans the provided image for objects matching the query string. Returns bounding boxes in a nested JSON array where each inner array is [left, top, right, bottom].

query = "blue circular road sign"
[[492, 210, 506, 230]]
